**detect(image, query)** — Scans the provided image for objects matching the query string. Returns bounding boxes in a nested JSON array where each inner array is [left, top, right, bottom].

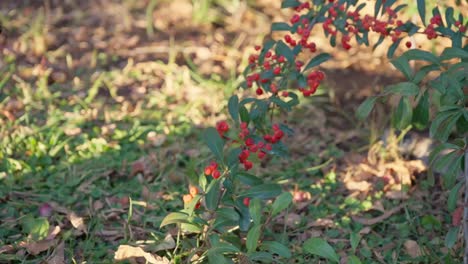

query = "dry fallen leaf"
[[47, 241, 65, 264], [67, 212, 87, 234], [404, 240, 422, 258], [114, 245, 170, 264], [152, 234, 176, 252], [24, 239, 56, 255]]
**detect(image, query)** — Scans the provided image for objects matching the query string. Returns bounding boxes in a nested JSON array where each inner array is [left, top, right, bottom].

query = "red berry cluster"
[[239, 134, 271, 171], [183, 186, 201, 209], [300, 70, 325, 96], [216, 121, 229, 137], [454, 21, 467, 33], [247, 49, 287, 96], [286, 16, 317, 52], [204, 161, 221, 179], [210, 120, 286, 172]]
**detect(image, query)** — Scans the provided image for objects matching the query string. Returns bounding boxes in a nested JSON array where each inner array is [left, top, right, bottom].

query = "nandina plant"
[[159, 0, 467, 262]]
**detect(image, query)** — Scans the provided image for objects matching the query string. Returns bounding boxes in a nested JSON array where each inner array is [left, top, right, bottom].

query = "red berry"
[[243, 197, 251, 207], [273, 67, 281, 75], [405, 41, 412, 48], [257, 151, 266, 159], [212, 169, 221, 179], [270, 83, 278, 94], [243, 160, 253, 170], [256, 88, 264, 95], [204, 166, 213, 175]]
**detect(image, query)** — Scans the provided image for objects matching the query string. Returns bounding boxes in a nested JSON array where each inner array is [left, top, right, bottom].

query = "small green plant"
[[159, 0, 467, 262]]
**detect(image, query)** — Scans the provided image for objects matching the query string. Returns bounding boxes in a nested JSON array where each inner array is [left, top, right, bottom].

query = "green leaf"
[[210, 242, 241, 254], [271, 192, 293, 216], [430, 111, 462, 142], [228, 95, 239, 124], [393, 97, 413, 130], [21, 215, 49, 241], [249, 198, 262, 224], [199, 172, 207, 191], [448, 182, 462, 212], [441, 47, 468, 60], [356, 97, 377, 120], [391, 57, 412, 80], [413, 64, 440, 84], [239, 183, 282, 199], [207, 250, 229, 264], [443, 155, 462, 189], [445, 7, 455, 28], [271, 22, 292, 31], [303, 237, 340, 263], [348, 255, 362, 264], [281, 0, 301, 8], [248, 252, 274, 262], [403, 49, 439, 64], [160, 212, 190, 228], [276, 40, 294, 62], [239, 105, 250, 124], [412, 90, 429, 130], [203, 127, 225, 161], [387, 38, 402, 58], [385, 82, 419, 96], [206, 179, 221, 210], [350, 233, 361, 253], [261, 241, 291, 258], [304, 53, 331, 71], [445, 227, 460, 249], [417, 0, 426, 25], [374, 0, 382, 17], [236, 172, 263, 186], [246, 224, 262, 253]]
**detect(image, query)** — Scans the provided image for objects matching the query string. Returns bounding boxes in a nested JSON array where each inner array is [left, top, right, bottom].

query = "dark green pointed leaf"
[[246, 224, 262, 253], [249, 198, 262, 224], [281, 0, 301, 8], [391, 57, 412, 80], [441, 47, 468, 60], [356, 97, 377, 120], [239, 183, 282, 199], [304, 53, 331, 71], [271, 22, 292, 31], [228, 95, 239, 124], [403, 49, 439, 64], [417, 0, 426, 25], [261, 241, 291, 258], [206, 179, 221, 210], [303, 237, 340, 263], [203, 127, 224, 161], [412, 90, 429, 130], [348, 255, 362, 264], [160, 212, 190, 228], [445, 227, 460, 249], [271, 192, 293, 216], [448, 182, 462, 212], [393, 97, 413, 130], [387, 38, 402, 58], [385, 82, 419, 96], [236, 172, 263, 186]]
